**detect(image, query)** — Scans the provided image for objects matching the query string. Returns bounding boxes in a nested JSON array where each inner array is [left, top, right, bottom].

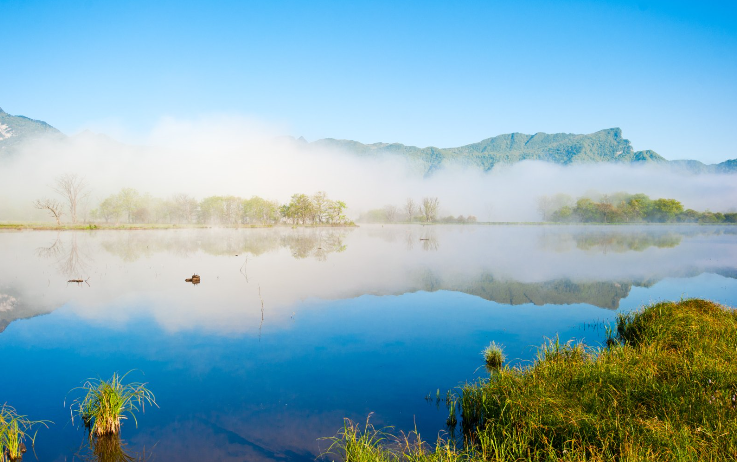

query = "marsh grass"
[[0, 405, 49, 462], [320, 415, 467, 462], [69, 372, 157, 437], [481, 342, 505, 370], [326, 299, 737, 461]]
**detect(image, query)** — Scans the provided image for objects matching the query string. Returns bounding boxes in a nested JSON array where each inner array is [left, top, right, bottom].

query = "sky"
[[1, 0, 736, 163]]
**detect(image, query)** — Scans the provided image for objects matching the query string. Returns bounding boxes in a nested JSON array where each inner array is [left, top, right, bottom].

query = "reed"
[[481, 341, 505, 369], [69, 372, 157, 436], [0, 405, 49, 462]]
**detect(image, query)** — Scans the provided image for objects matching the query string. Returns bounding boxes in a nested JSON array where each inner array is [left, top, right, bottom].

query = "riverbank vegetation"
[[90, 190, 352, 226], [324, 298, 737, 461], [538, 192, 737, 223], [0, 405, 49, 462], [31, 173, 353, 226]]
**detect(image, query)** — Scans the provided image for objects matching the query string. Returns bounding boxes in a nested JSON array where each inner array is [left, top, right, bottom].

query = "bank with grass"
[[324, 299, 737, 461]]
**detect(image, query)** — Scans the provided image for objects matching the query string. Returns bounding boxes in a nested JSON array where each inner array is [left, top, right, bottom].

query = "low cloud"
[[1, 114, 735, 222]]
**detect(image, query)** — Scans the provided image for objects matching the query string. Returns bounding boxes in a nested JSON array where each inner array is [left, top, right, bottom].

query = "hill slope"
[[311, 128, 672, 174], [0, 107, 64, 154]]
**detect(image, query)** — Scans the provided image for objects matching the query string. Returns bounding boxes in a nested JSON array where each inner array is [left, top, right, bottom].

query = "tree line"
[[538, 192, 737, 224], [360, 197, 477, 223], [34, 174, 351, 226]]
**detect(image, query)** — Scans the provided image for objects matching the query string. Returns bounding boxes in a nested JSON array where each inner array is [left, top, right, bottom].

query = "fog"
[[1, 115, 736, 222], [2, 226, 736, 335]]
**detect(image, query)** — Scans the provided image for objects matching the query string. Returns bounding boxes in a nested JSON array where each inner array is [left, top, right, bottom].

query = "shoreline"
[[1, 221, 735, 231]]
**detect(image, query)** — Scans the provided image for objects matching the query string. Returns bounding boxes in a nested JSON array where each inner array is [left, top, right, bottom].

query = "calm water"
[[1, 225, 736, 461]]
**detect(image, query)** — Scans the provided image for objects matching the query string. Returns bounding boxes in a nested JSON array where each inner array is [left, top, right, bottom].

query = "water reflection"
[[75, 434, 152, 462], [98, 228, 350, 262], [0, 225, 736, 335], [1, 225, 736, 461], [36, 233, 93, 278]]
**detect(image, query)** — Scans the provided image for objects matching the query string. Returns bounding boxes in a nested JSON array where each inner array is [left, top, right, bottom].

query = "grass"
[[321, 415, 468, 462], [324, 299, 737, 461], [481, 342, 505, 370], [69, 372, 157, 437], [0, 405, 49, 462]]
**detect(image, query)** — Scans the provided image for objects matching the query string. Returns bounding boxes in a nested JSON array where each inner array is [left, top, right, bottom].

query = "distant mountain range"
[[1, 106, 735, 174], [307, 129, 737, 174]]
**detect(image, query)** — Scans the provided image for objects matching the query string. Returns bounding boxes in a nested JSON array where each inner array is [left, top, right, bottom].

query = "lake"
[[1, 225, 736, 461]]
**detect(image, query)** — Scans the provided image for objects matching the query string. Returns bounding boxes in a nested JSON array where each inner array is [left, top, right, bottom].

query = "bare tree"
[[52, 173, 89, 224], [421, 197, 439, 222], [34, 199, 64, 225], [536, 195, 553, 221], [484, 202, 494, 222], [384, 205, 398, 223], [404, 198, 417, 222]]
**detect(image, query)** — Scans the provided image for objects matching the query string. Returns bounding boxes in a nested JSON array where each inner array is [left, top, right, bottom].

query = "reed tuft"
[[69, 371, 157, 437]]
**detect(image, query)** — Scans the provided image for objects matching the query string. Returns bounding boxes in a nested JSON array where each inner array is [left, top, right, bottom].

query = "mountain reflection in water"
[[1, 225, 736, 333], [0, 225, 736, 461]]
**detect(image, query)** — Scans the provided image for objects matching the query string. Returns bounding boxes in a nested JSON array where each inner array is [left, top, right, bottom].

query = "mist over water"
[[2, 115, 736, 222], [1, 225, 736, 460]]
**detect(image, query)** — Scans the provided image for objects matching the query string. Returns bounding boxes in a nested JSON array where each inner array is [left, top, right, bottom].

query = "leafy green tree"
[[648, 198, 683, 222]]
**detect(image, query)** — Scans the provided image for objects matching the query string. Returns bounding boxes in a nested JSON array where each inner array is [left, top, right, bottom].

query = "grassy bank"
[[324, 299, 737, 461]]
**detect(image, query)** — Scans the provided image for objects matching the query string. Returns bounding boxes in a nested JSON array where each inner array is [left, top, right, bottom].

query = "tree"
[[279, 194, 314, 225], [404, 198, 417, 222], [384, 205, 398, 223], [117, 188, 142, 223], [537, 196, 553, 221], [34, 199, 64, 225], [199, 196, 225, 224], [421, 197, 439, 222], [172, 193, 198, 223], [328, 200, 347, 224], [52, 173, 89, 224], [243, 196, 280, 224], [312, 191, 330, 224], [649, 198, 684, 223], [96, 196, 123, 223]]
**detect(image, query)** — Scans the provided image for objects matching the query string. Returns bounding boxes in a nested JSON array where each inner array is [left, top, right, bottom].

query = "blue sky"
[[1, 0, 736, 162]]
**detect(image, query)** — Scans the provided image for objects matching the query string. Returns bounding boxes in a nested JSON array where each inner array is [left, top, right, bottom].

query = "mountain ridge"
[[1, 106, 735, 174]]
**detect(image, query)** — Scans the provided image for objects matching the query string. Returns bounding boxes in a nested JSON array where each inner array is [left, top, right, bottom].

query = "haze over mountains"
[[1, 106, 735, 174]]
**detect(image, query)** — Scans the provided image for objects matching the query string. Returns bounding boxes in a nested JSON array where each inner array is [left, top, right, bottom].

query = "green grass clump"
[[69, 372, 157, 436], [326, 299, 737, 461], [481, 342, 505, 370], [321, 415, 468, 462], [0, 405, 49, 462]]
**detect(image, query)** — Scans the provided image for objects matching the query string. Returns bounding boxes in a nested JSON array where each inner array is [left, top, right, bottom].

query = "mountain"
[[311, 128, 671, 174], [1, 106, 735, 173], [0, 106, 64, 154], [669, 158, 737, 174]]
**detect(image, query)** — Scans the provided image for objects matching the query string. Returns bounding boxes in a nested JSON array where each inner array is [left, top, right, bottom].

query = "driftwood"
[[185, 274, 201, 284], [67, 278, 90, 286]]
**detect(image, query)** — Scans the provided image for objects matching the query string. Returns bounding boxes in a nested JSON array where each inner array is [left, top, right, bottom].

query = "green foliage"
[[0, 404, 50, 462], [69, 372, 157, 436], [280, 191, 350, 225], [89, 189, 349, 226], [544, 192, 731, 223]]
